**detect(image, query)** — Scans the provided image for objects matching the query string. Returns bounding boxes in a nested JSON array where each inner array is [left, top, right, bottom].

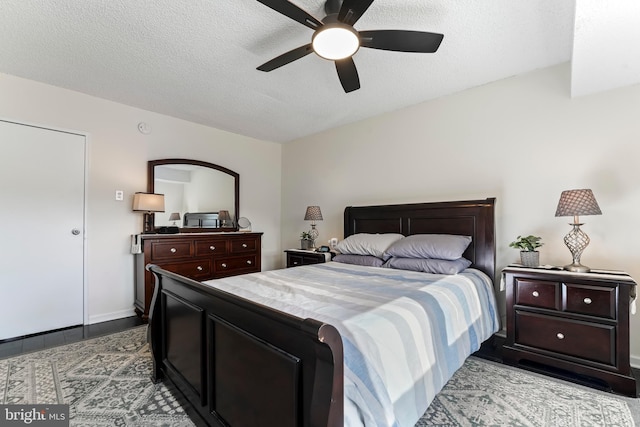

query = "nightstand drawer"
[[515, 311, 615, 366], [564, 283, 616, 319], [288, 255, 304, 267], [515, 278, 559, 310], [285, 249, 330, 268]]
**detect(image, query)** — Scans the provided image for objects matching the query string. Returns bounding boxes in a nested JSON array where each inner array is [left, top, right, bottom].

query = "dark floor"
[[0, 316, 145, 359]]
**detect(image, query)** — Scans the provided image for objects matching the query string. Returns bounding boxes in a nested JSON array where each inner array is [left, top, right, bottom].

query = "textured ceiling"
[[0, 1, 637, 142]]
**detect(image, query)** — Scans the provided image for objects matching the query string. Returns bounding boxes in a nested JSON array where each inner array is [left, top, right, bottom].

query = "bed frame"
[[147, 198, 496, 426]]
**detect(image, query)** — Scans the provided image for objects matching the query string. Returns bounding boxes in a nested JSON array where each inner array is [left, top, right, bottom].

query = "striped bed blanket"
[[203, 262, 500, 427]]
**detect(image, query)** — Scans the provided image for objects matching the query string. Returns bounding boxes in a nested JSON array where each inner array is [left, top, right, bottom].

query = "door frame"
[[0, 117, 89, 325]]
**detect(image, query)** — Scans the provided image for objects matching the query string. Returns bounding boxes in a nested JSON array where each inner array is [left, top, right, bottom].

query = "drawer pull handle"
[[210, 246, 216, 251], [196, 266, 203, 271], [532, 291, 539, 297], [293, 261, 299, 265], [170, 248, 177, 253], [221, 263, 227, 268], [583, 297, 592, 304], [247, 260, 252, 265], [556, 333, 565, 340], [242, 243, 248, 248]]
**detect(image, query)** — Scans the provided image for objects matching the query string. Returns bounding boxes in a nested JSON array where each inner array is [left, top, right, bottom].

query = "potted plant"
[[509, 235, 543, 267], [300, 231, 313, 250]]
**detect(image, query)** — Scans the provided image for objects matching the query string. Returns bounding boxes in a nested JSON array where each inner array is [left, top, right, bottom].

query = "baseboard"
[[631, 355, 640, 369], [88, 308, 136, 325]]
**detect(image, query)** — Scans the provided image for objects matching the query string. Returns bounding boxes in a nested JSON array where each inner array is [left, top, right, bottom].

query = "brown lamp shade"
[[555, 189, 602, 217], [168, 212, 181, 221], [218, 210, 231, 221], [132, 193, 165, 212], [304, 206, 323, 221]]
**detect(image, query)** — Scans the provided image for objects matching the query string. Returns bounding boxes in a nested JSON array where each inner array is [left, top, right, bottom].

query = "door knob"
[[71, 228, 81, 235]]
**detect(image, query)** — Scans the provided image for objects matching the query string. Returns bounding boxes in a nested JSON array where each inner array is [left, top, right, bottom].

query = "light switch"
[[115, 190, 124, 201]]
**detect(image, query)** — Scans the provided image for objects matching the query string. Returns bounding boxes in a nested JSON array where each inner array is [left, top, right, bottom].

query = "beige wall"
[[282, 62, 640, 364], [0, 73, 282, 324], [4, 62, 640, 364]]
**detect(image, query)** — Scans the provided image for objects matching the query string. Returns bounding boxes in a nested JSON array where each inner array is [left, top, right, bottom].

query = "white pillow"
[[335, 233, 405, 259]]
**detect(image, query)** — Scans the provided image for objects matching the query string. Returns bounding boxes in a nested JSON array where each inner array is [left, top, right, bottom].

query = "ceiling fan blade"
[[257, 44, 314, 72], [359, 30, 444, 53], [335, 57, 360, 93], [338, 0, 375, 26], [256, 0, 323, 30]]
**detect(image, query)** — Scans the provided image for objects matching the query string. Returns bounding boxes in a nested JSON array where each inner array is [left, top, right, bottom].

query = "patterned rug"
[[421, 357, 639, 426], [1, 326, 638, 426]]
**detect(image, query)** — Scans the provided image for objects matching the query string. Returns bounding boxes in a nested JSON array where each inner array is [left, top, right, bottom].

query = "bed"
[[147, 198, 498, 427]]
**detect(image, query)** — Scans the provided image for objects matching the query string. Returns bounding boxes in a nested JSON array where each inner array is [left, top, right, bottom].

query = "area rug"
[[421, 357, 639, 426], [1, 326, 638, 426]]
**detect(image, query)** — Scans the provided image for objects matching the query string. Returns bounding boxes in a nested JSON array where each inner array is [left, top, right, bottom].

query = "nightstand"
[[503, 265, 637, 396], [285, 249, 333, 268]]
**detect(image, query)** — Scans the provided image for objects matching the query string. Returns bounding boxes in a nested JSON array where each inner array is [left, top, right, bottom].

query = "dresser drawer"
[[564, 283, 616, 319], [195, 239, 228, 256], [160, 259, 212, 279], [214, 255, 258, 274], [515, 311, 615, 366], [515, 278, 560, 310], [229, 237, 258, 253], [151, 241, 193, 260]]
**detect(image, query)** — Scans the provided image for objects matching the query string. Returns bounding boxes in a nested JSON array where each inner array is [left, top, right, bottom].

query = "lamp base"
[[563, 262, 590, 273], [563, 222, 591, 274]]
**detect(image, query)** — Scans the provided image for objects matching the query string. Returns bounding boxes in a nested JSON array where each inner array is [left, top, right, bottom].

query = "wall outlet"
[[329, 237, 338, 248], [115, 190, 124, 201]]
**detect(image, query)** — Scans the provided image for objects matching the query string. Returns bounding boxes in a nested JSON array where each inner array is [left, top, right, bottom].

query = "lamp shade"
[[218, 210, 231, 221], [132, 193, 165, 212], [555, 189, 602, 217], [304, 206, 323, 221], [168, 212, 181, 221]]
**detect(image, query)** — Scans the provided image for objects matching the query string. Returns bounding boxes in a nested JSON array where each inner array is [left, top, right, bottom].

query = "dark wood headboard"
[[344, 198, 496, 279]]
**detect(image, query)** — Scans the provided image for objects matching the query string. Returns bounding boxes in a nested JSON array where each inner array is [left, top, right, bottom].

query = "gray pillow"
[[333, 254, 385, 267], [383, 257, 472, 275], [335, 233, 405, 259], [384, 234, 472, 261]]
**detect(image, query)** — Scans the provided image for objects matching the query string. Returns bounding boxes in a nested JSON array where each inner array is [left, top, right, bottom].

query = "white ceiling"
[[0, 1, 638, 143]]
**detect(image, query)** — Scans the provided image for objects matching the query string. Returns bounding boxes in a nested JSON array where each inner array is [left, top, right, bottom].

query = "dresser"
[[284, 249, 333, 268], [503, 266, 637, 396], [135, 232, 262, 320]]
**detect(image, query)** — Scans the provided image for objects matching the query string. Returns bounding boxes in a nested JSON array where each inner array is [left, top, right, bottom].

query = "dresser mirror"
[[148, 159, 239, 232]]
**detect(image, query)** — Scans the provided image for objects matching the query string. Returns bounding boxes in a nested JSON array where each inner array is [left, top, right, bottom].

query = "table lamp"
[[554, 189, 602, 272], [304, 206, 323, 249]]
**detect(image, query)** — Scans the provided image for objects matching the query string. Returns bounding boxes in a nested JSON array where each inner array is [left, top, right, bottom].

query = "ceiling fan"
[[255, 0, 444, 93]]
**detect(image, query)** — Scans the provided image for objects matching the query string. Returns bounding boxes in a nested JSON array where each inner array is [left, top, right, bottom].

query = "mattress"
[[203, 262, 500, 427]]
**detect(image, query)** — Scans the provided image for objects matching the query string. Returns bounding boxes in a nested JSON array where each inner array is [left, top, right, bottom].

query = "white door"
[[0, 120, 85, 340]]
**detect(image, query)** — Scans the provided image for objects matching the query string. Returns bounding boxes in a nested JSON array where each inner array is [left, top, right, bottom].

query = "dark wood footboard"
[[146, 264, 344, 427]]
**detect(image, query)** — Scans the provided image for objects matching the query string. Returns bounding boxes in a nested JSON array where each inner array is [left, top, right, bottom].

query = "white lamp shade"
[[133, 193, 165, 212]]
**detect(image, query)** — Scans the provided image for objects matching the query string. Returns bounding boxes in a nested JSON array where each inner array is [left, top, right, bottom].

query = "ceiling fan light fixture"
[[312, 24, 359, 60]]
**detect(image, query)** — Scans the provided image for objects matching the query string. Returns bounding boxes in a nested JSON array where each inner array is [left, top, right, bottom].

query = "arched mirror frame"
[[148, 158, 239, 232]]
